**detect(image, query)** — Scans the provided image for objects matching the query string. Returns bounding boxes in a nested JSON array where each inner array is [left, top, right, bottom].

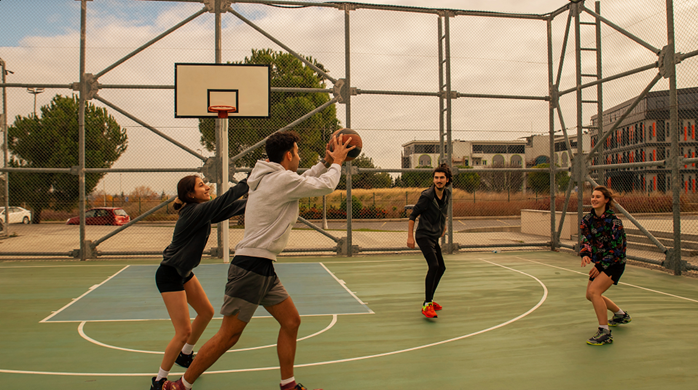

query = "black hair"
[[433, 163, 452, 186], [174, 175, 200, 211], [266, 131, 301, 163]]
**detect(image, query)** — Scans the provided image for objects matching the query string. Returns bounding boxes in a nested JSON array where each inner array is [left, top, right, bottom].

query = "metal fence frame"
[[0, 0, 696, 274]]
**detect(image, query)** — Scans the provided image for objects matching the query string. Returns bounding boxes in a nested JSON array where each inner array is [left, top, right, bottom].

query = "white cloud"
[[2, 0, 697, 194]]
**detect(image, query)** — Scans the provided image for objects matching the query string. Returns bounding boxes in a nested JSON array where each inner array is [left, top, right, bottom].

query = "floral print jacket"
[[579, 209, 626, 269]]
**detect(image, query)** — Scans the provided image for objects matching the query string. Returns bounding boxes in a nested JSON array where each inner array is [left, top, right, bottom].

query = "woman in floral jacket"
[[579, 185, 631, 346]]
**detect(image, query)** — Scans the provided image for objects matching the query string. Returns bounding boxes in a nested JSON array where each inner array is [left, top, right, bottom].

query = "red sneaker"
[[281, 382, 322, 390], [162, 378, 186, 390], [421, 303, 438, 318], [432, 302, 443, 311]]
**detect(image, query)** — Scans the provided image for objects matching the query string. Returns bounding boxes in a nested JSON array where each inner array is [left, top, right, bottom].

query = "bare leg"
[[182, 314, 248, 384], [585, 274, 615, 326], [160, 291, 192, 371], [602, 295, 620, 313], [265, 297, 301, 380], [183, 276, 214, 346]]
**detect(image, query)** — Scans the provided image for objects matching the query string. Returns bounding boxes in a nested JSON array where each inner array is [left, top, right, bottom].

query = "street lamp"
[[26, 87, 45, 117]]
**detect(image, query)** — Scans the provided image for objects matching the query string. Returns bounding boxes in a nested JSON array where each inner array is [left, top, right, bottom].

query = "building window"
[[418, 155, 432, 167], [415, 144, 438, 154], [492, 155, 505, 166], [510, 155, 523, 167]]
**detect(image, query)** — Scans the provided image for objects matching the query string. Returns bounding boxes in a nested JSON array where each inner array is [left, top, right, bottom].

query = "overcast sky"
[[1, 0, 696, 195]]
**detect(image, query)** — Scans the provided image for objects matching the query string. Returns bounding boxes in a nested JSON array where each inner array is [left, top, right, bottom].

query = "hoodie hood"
[[247, 160, 285, 191]]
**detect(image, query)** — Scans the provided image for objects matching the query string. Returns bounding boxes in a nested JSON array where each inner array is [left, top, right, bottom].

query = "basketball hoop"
[[208, 105, 237, 118]]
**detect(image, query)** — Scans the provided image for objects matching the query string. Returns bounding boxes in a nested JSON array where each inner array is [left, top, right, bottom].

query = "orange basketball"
[[328, 128, 362, 161]]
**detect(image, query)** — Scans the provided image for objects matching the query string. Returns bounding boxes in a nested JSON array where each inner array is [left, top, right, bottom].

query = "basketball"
[[328, 128, 362, 161]]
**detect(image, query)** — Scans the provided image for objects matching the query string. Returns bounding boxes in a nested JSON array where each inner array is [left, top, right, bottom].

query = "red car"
[[66, 207, 131, 226]]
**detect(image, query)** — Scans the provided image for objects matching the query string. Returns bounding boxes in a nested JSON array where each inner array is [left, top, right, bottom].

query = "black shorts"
[[156, 264, 195, 293], [589, 262, 625, 285]]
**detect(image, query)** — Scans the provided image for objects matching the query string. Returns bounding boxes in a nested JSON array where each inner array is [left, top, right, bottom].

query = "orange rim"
[[208, 105, 237, 118]]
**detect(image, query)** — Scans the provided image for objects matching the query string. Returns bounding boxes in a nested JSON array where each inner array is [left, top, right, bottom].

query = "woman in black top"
[[150, 175, 248, 390]]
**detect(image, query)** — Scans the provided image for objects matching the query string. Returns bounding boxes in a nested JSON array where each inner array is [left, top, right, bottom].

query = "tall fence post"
[[665, 0, 683, 275], [547, 17, 557, 250], [0, 58, 9, 236], [78, 0, 88, 260], [344, 4, 353, 257]]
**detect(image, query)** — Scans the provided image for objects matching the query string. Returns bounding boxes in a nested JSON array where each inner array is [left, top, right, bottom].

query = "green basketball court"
[[2, 251, 697, 389]]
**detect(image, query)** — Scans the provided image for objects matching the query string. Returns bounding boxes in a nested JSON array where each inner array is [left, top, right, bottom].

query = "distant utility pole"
[[26, 87, 44, 116]]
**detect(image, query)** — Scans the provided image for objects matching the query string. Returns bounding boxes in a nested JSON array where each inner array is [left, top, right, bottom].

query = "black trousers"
[[417, 237, 446, 303]]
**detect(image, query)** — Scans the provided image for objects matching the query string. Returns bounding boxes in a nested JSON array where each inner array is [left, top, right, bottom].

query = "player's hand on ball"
[[327, 134, 356, 166]]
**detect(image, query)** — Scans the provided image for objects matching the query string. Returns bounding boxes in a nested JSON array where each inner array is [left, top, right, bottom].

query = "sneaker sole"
[[608, 319, 632, 327], [586, 339, 613, 345]]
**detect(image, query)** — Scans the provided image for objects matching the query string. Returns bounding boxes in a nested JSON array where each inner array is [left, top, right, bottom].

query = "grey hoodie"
[[235, 159, 341, 260]]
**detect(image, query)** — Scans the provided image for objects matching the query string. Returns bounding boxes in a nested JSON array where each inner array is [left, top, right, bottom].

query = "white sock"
[[280, 377, 296, 386], [182, 377, 193, 389], [599, 325, 610, 331], [614, 309, 625, 315], [181, 343, 195, 355], [155, 367, 169, 381]]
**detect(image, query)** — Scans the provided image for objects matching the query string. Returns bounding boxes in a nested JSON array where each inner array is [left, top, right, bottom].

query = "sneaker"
[[421, 303, 438, 318], [175, 351, 194, 368], [151, 377, 166, 390], [586, 328, 613, 345], [281, 382, 322, 390], [293, 384, 322, 390], [608, 311, 631, 326], [162, 378, 186, 390], [432, 302, 443, 311]]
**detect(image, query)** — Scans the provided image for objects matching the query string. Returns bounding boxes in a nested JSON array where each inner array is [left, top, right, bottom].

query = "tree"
[[527, 163, 568, 193], [199, 49, 340, 169], [452, 166, 481, 193], [8, 95, 128, 223], [130, 186, 158, 200], [479, 163, 524, 193], [394, 166, 434, 188], [337, 154, 392, 190]]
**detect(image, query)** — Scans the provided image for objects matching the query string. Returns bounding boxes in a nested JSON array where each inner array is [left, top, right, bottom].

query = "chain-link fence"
[[0, 0, 696, 273]]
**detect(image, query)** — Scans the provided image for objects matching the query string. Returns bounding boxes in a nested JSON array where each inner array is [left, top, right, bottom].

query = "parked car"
[[66, 207, 130, 226], [0, 206, 32, 224]]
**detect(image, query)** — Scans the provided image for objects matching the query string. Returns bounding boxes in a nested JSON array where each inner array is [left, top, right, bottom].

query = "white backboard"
[[175, 63, 270, 118]]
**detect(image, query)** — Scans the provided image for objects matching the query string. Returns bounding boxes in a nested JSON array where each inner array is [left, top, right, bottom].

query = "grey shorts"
[[220, 255, 289, 323]]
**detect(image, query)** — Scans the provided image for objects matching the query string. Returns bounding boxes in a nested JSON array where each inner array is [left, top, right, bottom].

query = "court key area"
[[1, 251, 698, 389]]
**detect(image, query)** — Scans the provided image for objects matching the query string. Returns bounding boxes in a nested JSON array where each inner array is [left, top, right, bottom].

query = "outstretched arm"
[[190, 179, 249, 223]]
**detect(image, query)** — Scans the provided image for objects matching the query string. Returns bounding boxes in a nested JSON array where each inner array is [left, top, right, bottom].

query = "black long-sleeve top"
[[160, 180, 248, 277], [409, 186, 450, 240]]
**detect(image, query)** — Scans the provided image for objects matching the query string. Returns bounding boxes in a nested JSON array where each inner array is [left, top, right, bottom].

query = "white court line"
[[0, 264, 129, 268], [45, 312, 366, 324], [0, 259, 546, 376], [77, 315, 338, 355], [517, 257, 698, 304], [319, 262, 373, 312], [39, 266, 130, 323]]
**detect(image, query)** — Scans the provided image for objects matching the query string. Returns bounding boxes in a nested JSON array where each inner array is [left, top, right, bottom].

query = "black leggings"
[[417, 237, 446, 303]]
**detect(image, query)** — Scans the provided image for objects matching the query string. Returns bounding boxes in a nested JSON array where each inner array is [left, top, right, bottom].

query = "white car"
[[0, 206, 32, 224]]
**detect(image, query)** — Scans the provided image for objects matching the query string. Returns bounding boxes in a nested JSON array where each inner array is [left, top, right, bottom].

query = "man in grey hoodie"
[[164, 131, 355, 390]]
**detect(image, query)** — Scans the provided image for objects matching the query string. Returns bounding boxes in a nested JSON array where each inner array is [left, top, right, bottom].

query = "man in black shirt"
[[407, 164, 452, 319]]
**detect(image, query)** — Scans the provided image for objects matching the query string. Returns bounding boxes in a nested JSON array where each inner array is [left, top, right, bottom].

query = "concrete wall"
[[520, 209, 579, 240]]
